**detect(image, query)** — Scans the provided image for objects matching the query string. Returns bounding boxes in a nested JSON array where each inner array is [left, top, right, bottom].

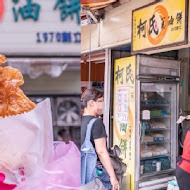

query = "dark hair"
[[58, 129, 67, 137], [81, 88, 103, 108], [57, 129, 71, 143]]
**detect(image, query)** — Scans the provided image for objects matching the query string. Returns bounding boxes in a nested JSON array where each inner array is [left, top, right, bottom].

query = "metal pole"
[[88, 14, 91, 89]]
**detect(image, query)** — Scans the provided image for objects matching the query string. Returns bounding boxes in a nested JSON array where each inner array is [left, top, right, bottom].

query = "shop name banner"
[[113, 56, 136, 190], [0, 0, 80, 56], [132, 0, 188, 54]]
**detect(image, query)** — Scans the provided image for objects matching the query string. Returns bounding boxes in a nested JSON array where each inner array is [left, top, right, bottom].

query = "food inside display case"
[[141, 145, 168, 158], [140, 89, 172, 176], [141, 157, 171, 174]]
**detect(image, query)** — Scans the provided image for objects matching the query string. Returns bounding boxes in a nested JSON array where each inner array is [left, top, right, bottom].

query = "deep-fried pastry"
[[0, 54, 36, 117]]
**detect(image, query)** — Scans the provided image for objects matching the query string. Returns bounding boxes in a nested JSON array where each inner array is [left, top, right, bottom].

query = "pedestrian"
[[81, 88, 119, 190], [57, 128, 72, 144], [176, 129, 190, 190]]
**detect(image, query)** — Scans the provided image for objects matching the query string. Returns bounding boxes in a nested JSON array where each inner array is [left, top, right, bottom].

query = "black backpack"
[[108, 145, 127, 184]]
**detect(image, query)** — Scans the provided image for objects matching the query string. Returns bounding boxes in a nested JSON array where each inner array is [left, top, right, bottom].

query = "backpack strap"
[[85, 118, 97, 141]]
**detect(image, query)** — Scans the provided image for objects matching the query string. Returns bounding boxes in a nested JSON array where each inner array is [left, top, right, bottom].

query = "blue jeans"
[[97, 167, 112, 190]]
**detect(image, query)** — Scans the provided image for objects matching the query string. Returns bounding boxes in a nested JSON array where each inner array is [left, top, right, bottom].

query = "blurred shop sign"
[[7, 57, 80, 79], [0, 0, 80, 56], [132, 0, 188, 54]]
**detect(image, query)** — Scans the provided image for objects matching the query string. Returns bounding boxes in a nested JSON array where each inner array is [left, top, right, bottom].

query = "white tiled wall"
[[81, 0, 155, 53], [82, 0, 190, 54]]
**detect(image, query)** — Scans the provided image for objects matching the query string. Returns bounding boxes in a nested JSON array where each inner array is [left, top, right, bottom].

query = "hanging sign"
[[132, 0, 188, 54]]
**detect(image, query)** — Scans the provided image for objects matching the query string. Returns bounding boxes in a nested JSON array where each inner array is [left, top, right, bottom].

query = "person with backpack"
[[176, 128, 190, 190], [81, 88, 119, 190]]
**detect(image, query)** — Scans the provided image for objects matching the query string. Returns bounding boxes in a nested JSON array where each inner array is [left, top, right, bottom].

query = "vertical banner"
[[113, 56, 136, 190]]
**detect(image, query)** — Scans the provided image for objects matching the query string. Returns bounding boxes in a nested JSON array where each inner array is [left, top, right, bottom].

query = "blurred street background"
[[0, 0, 81, 148]]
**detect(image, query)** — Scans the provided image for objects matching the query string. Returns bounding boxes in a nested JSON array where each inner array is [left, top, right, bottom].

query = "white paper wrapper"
[[0, 98, 54, 185]]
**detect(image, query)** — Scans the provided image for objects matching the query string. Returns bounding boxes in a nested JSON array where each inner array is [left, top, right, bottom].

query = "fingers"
[[112, 184, 119, 190]]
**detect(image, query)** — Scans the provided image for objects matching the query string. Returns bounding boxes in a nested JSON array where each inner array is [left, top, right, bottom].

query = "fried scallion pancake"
[[0, 55, 36, 117]]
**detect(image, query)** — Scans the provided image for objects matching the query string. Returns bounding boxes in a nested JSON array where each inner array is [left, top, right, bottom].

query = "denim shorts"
[[97, 167, 112, 190]]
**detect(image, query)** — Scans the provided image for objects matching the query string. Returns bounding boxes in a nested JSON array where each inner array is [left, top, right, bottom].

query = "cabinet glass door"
[[140, 83, 176, 178]]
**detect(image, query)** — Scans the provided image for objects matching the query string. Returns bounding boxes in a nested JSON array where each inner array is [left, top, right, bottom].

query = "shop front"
[[81, 0, 190, 189], [81, 51, 105, 91]]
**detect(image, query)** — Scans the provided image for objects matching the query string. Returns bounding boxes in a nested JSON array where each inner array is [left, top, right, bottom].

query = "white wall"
[[81, 0, 155, 53], [81, 0, 190, 54]]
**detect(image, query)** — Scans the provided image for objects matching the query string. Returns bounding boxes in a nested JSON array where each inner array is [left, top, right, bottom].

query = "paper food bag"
[[15, 141, 81, 190], [0, 98, 54, 185]]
